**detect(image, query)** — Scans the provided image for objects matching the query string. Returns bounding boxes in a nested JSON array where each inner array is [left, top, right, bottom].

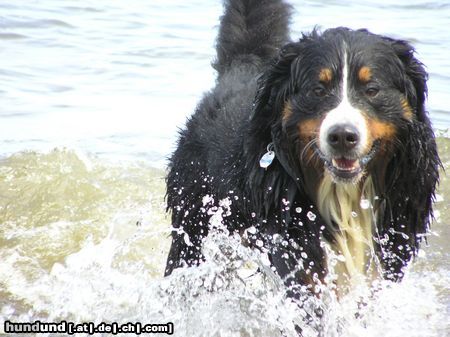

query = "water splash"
[[0, 149, 449, 336]]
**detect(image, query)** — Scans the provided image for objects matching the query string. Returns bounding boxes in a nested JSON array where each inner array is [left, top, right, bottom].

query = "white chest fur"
[[317, 174, 380, 291]]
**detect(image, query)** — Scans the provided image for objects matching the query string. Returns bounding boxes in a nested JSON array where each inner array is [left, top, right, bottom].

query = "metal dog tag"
[[259, 143, 275, 169]]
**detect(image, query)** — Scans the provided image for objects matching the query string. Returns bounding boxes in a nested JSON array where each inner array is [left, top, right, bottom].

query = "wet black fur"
[[164, 0, 441, 290]]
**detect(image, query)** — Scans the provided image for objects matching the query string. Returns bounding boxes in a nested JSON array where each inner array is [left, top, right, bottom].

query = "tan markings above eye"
[[319, 68, 333, 83], [358, 66, 372, 83]]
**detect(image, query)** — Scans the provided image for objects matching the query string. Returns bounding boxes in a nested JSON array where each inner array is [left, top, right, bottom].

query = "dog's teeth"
[[332, 158, 359, 171]]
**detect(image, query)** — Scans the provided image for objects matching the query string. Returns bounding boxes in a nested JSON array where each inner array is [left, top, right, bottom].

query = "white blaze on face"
[[319, 52, 369, 157]]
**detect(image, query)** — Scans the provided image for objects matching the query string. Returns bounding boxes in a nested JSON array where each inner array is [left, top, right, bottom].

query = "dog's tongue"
[[333, 157, 359, 171]]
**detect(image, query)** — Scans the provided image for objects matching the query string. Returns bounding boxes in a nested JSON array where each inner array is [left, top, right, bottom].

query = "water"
[[0, 1, 449, 336]]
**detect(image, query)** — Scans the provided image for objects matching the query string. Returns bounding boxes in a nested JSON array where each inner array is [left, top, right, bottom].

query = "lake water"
[[0, 1, 449, 336]]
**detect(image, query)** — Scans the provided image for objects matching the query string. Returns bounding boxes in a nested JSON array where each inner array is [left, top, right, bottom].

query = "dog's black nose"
[[327, 124, 360, 152]]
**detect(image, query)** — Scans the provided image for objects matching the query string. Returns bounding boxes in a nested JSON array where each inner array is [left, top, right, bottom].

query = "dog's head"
[[251, 28, 440, 272], [254, 28, 427, 185]]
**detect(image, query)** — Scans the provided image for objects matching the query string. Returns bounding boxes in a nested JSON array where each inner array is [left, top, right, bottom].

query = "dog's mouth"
[[315, 141, 380, 182], [331, 157, 361, 177]]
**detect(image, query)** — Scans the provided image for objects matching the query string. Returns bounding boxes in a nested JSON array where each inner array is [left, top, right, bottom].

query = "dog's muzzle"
[[317, 123, 378, 182]]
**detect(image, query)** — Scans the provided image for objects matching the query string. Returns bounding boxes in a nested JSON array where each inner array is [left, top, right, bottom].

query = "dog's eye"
[[313, 87, 327, 97], [365, 87, 379, 98]]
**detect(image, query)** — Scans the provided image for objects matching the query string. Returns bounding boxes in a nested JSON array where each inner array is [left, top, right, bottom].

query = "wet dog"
[[164, 0, 440, 295]]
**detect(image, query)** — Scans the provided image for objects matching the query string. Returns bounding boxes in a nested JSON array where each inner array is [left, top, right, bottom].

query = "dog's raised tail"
[[213, 0, 292, 75]]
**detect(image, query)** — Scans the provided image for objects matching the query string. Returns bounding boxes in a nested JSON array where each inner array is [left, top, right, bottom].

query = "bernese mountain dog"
[[164, 0, 440, 295]]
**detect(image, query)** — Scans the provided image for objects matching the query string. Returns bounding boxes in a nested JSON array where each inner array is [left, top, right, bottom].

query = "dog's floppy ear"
[[250, 42, 302, 123], [244, 41, 309, 217], [379, 39, 441, 279], [391, 39, 428, 120]]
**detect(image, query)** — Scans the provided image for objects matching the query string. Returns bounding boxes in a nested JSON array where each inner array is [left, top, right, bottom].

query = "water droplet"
[[295, 207, 302, 213], [272, 234, 281, 243], [351, 211, 358, 218], [183, 233, 192, 246], [202, 194, 213, 206], [247, 226, 257, 234], [360, 199, 371, 209], [307, 211, 316, 221], [337, 254, 346, 262], [255, 239, 264, 247], [214, 277, 224, 289]]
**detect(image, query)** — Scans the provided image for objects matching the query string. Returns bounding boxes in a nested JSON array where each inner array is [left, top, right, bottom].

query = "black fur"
[[376, 39, 441, 279], [164, 0, 441, 291]]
